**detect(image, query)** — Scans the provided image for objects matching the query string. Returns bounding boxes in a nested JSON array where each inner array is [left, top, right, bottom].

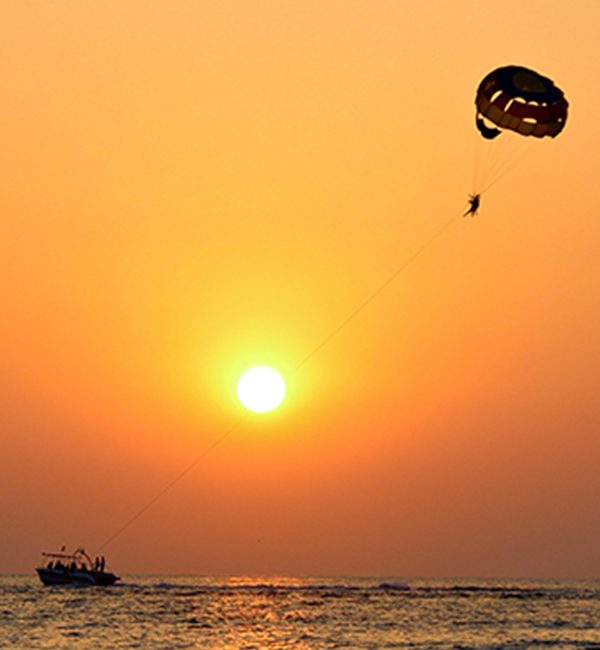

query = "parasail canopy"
[[475, 65, 568, 140]]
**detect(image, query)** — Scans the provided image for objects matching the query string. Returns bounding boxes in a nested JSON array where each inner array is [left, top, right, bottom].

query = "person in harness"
[[463, 193, 480, 217]]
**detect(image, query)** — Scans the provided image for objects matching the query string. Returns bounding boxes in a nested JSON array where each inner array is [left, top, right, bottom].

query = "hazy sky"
[[2, 0, 600, 577]]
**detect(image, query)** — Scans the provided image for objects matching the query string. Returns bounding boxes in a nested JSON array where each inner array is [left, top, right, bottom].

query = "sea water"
[[2, 575, 600, 649]]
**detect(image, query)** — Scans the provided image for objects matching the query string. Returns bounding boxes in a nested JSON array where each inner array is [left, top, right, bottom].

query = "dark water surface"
[[3, 575, 600, 649]]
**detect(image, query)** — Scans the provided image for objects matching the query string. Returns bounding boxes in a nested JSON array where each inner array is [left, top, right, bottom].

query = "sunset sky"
[[2, 0, 600, 577]]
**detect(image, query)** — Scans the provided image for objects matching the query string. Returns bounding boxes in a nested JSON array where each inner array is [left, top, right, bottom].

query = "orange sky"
[[2, 0, 600, 577]]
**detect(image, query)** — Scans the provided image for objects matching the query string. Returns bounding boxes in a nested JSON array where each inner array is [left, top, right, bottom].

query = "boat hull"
[[36, 568, 119, 586]]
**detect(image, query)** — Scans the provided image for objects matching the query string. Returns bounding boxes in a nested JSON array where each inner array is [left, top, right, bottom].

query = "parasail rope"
[[292, 208, 464, 373], [94, 415, 248, 554], [93, 207, 464, 554]]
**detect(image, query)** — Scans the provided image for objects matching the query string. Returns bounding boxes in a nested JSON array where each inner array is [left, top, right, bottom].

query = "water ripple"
[[3, 577, 600, 649]]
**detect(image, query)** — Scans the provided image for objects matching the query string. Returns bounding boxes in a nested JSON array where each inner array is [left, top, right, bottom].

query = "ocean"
[[2, 575, 600, 649]]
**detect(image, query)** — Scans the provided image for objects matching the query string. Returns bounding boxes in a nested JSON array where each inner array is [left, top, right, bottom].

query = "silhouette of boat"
[[36, 547, 119, 586]]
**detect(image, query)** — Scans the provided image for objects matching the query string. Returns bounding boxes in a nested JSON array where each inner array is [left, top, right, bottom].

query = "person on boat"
[[463, 193, 480, 217]]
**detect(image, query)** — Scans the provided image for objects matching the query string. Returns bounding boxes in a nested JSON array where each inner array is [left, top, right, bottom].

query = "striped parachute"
[[475, 65, 568, 140]]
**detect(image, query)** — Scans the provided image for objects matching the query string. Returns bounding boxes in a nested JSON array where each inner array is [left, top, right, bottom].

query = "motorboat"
[[36, 547, 119, 586]]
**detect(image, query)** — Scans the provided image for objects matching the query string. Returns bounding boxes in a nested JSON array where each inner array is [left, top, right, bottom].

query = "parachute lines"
[[472, 64, 567, 196]]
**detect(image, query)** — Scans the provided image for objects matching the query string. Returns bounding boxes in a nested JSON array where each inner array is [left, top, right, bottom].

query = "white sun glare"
[[236, 366, 286, 413]]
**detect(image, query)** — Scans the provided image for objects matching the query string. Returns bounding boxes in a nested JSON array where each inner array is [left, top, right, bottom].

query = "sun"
[[236, 366, 286, 413]]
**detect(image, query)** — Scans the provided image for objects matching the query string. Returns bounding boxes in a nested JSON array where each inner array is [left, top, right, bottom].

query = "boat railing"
[[40, 548, 108, 573]]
